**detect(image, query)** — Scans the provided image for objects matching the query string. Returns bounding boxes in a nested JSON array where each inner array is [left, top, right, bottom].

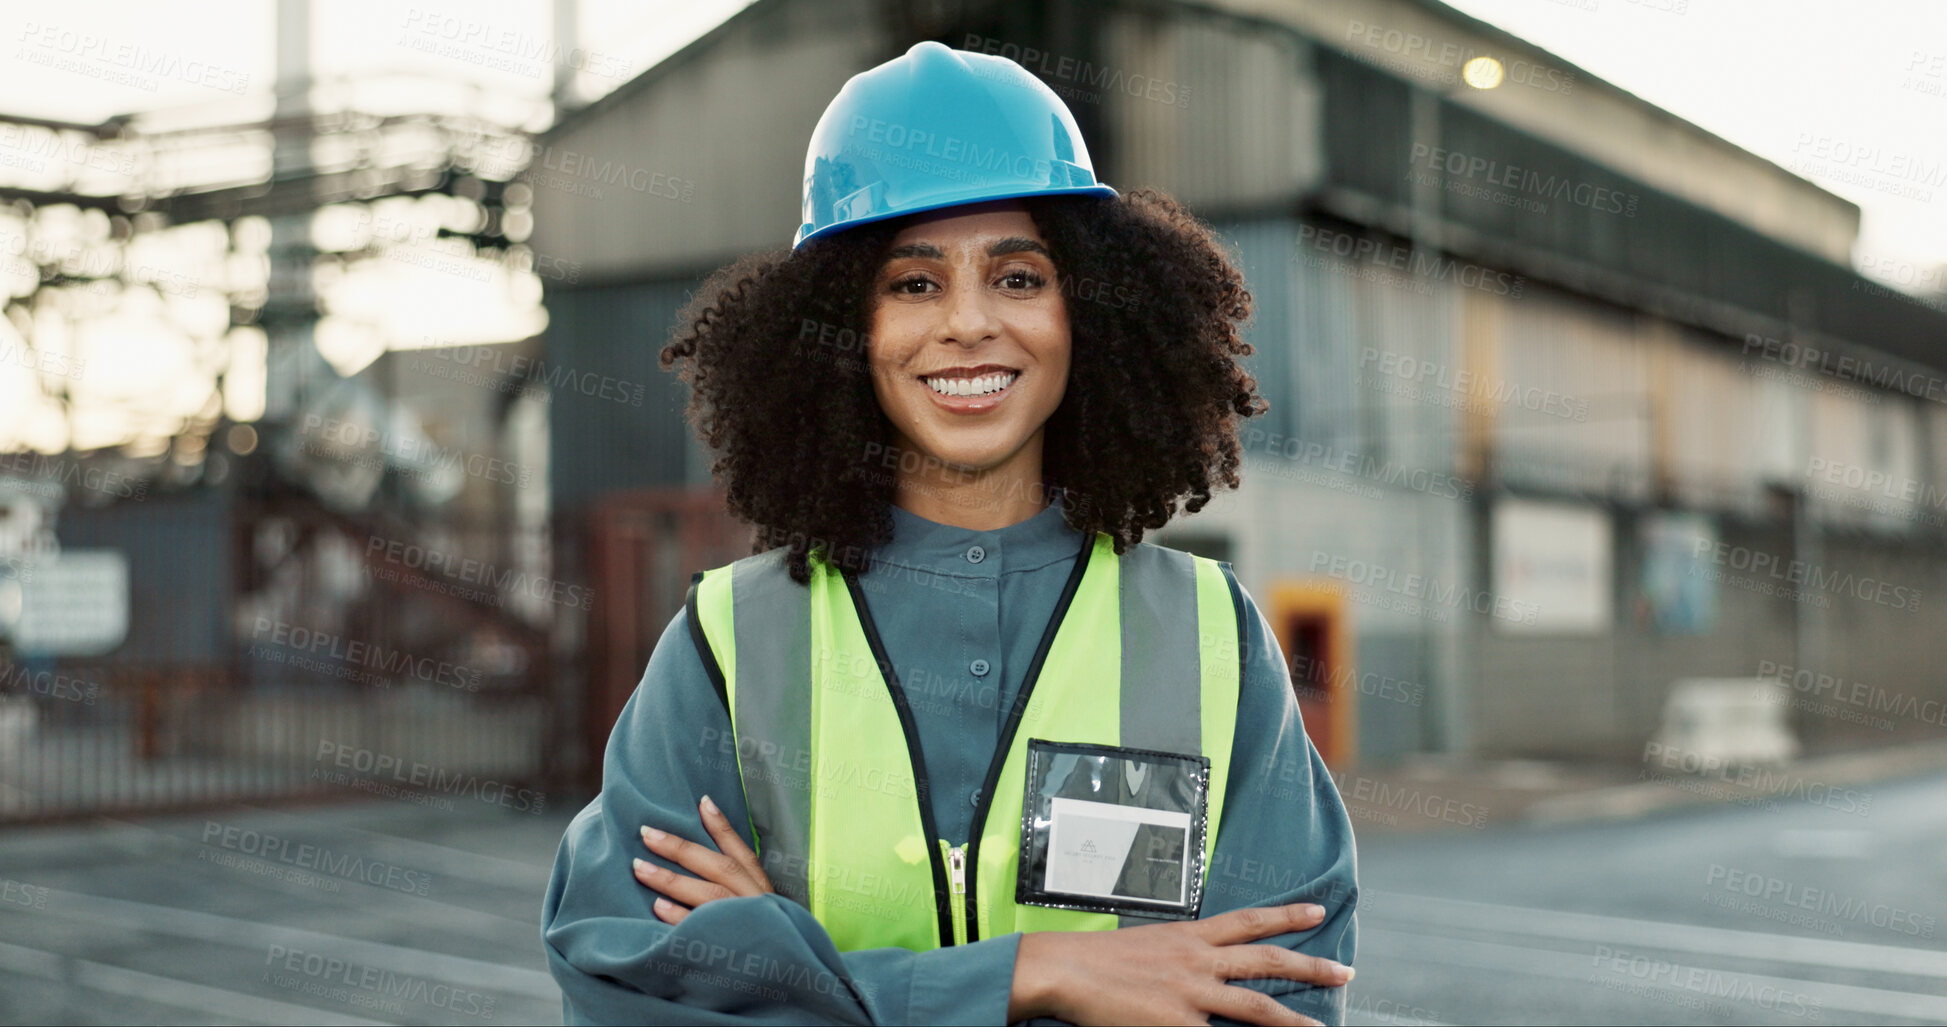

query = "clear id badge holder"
[[1016, 739, 1211, 920]]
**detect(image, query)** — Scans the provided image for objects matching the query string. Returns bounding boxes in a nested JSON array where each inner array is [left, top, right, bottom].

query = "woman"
[[542, 41, 1358, 1026]]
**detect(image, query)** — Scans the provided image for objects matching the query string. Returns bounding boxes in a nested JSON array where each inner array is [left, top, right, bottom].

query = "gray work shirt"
[[542, 502, 1359, 1024]]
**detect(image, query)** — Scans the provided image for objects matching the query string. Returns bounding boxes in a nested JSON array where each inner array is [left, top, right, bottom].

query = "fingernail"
[[1339, 964, 1356, 983], [1302, 903, 1325, 918], [642, 826, 666, 843], [633, 857, 652, 875], [700, 795, 718, 816], [653, 897, 673, 914]]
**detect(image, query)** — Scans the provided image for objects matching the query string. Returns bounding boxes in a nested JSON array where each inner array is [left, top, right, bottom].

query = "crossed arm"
[[635, 794, 1350, 1026]]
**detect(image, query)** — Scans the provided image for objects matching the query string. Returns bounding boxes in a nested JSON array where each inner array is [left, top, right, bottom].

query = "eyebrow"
[[883, 242, 944, 261], [987, 236, 1051, 259], [880, 237, 1053, 263]]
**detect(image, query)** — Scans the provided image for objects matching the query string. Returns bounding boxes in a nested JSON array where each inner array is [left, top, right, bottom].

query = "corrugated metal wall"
[[1214, 206, 1947, 760], [531, 0, 888, 281], [1205, 215, 1469, 761], [1806, 387, 1929, 531], [1099, 10, 1321, 210], [545, 278, 701, 510], [1489, 287, 1651, 502], [1659, 324, 1792, 516]]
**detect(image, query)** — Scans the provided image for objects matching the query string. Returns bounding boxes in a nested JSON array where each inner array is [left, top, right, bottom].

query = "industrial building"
[[531, 0, 1947, 769]]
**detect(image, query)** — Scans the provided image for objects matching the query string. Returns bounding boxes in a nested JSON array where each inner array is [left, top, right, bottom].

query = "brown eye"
[[998, 269, 1046, 290], [889, 274, 937, 295]]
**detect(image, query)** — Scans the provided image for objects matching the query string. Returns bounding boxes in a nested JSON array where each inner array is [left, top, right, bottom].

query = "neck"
[[891, 434, 1051, 530]]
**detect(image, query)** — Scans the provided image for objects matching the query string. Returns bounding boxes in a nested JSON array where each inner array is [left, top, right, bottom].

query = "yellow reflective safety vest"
[[686, 531, 1242, 950]]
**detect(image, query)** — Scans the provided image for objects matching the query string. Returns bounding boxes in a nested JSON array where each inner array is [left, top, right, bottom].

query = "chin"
[[906, 429, 1024, 472], [923, 447, 1011, 474]]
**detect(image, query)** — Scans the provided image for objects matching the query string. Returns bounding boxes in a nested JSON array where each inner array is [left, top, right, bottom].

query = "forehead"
[[886, 202, 1043, 251]]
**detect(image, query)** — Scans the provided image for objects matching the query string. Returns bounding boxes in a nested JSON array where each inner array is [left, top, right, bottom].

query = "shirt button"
[[970, 790, 983, 808], [965, 545, 986, 564], [970, 659, 990, 677]]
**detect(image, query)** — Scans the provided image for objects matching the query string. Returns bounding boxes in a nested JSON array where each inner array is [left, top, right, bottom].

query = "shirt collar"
[[876, 499, 1086, 578]]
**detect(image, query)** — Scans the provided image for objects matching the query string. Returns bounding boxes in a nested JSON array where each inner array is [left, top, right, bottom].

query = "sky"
[[2, 0, 759, 125]]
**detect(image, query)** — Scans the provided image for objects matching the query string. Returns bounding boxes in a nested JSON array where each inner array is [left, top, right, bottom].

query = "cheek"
[[1030, 298, 1072, 374], [866, 312, 914, 378], [1031, 318, 1073, 382], [1049, 328, 1073, 372]]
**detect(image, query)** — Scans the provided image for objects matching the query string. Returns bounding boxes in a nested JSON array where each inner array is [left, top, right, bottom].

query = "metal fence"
[[0, 490, 556, 825]]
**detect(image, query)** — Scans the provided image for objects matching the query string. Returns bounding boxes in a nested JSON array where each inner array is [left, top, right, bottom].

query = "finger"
[[641, 825, 755, 892], [651, 895, 690, 925], [1196, 903, 1328, 946], [634, 856, 737, 909], [1212, 944, 1354, 988], [698, 796, 772, 892], [1200, 983, 1319, 1027]]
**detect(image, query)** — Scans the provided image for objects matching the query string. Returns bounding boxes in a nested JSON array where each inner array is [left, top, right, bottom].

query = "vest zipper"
[[962, 532, 1097, 944], [843, 534, 1093, 949], [944, 841, 970, 945]]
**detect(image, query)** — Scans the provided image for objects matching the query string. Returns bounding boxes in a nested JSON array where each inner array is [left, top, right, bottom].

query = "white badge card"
[[1044, 797, 1191, 905], [1016, 739, 1210, 919]]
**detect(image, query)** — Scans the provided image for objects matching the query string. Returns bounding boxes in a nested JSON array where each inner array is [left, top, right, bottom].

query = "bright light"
[[226, 423, 258, 455], [1463, 56, 1505, 89]]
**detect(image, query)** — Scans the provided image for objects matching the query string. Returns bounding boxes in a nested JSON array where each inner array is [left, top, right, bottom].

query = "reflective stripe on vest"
[[691, 532, 1242, 951]]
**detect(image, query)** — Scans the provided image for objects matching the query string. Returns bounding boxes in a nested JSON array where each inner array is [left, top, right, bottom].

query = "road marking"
[[1360, 929, 1947, 1021], [53, 810, 551, 939], [85, 805, 556, 893], [1365, 889, 1947, 979], [26, 887, 558, 999], [228, 803, 557, 889], [1771, 828, 1872, 859], [0, 940, 384, 1025], [0, 939, 65, 979], [1344, 1004, 1452, 1027]]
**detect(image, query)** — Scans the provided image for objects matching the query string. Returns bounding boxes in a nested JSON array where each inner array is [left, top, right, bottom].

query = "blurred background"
[[2, 0, 1945, 1023]]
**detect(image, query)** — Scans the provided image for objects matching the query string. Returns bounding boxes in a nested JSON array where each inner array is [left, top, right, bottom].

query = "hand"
[[1008, 902, 1351, 1026], [632, 795, 775, 924]]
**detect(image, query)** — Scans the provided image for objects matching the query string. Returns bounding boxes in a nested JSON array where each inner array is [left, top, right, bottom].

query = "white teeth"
[[925, 372, 1017, 397]]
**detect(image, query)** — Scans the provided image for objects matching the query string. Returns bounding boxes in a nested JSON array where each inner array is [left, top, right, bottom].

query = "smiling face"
[[867, 203, 1071, 493]]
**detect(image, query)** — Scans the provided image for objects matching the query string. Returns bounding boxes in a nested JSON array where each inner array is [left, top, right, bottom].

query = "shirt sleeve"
[[1197, 571, 1360, 1027], [540, 607, 1022, 1026]]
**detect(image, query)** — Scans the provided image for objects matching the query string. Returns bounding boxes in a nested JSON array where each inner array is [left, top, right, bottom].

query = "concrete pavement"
[[1347, 763, 1947, 1025], [5, 741, 1946, 1024], [0, 799, 577, 1025], [1335, 739, 1947, 836]]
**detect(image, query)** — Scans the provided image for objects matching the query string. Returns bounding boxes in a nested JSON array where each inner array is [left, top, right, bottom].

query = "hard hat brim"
[[794, 183, 1117, 249]]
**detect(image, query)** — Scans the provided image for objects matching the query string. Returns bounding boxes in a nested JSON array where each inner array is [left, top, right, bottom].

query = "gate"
[[582, 488, 749, 790]]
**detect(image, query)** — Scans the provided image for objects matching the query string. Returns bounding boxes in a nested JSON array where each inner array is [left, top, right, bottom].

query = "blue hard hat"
[[794, 41, 1117, 248]]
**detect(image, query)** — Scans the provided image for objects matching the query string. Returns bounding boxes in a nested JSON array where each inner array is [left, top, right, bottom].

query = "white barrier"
[[1649, 677, 1800, 768]]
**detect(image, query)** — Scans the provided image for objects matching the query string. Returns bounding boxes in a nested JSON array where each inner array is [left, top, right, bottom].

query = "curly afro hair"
[[661, 188, 1266, 583]]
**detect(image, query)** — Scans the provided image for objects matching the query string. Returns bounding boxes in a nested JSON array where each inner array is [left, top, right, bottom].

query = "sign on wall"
[[1640, 511, 1718, 635], [6, 549, 130, 657], [1492, 499, 1612, 635]]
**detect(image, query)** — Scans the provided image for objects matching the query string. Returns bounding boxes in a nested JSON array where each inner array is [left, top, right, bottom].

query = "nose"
[[937, 277, 1000, 347]]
